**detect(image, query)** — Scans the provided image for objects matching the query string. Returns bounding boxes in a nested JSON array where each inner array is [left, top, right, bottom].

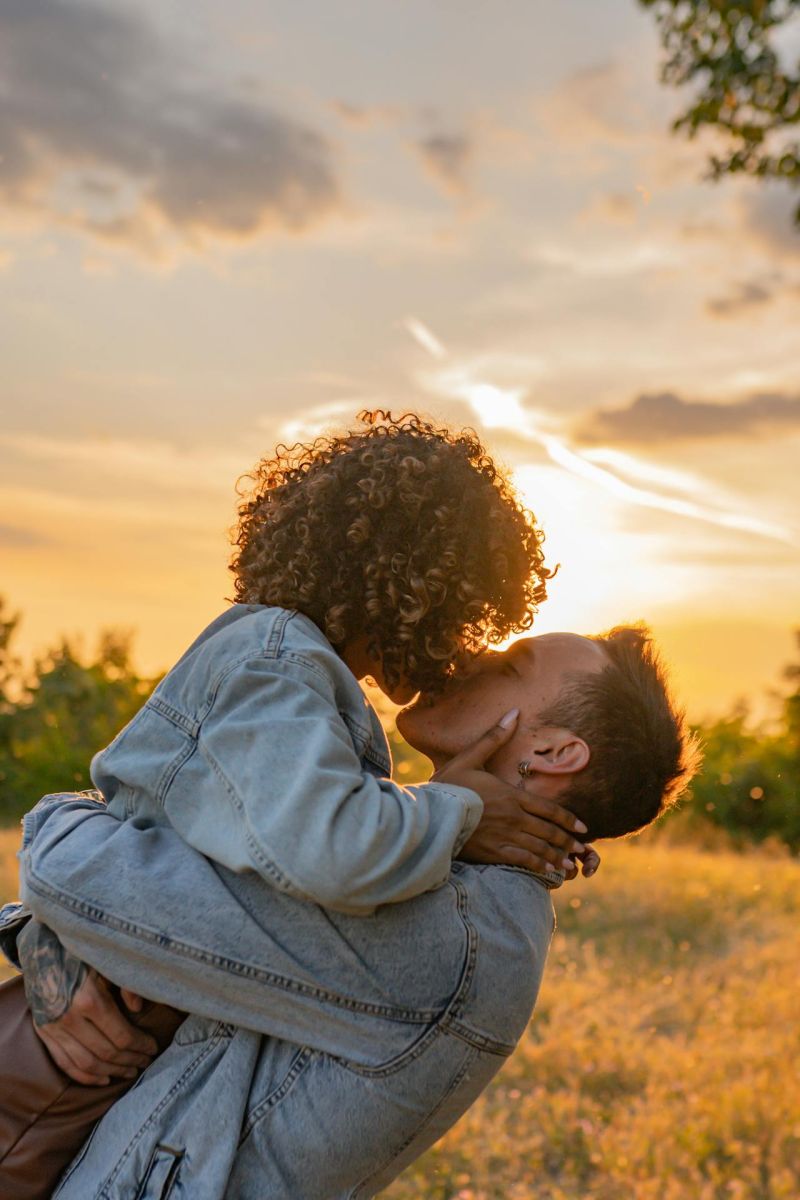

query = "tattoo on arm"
[[17, 920, 89, 1027]]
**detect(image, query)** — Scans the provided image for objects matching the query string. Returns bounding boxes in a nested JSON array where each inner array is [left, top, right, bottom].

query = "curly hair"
[[230, 410, 554, 694]]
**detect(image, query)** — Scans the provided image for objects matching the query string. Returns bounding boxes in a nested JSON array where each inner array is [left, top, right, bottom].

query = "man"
[[6, 624, 697, 1199]]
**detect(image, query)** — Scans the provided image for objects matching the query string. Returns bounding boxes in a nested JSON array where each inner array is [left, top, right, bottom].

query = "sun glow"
[[403, 316, 796, 549]]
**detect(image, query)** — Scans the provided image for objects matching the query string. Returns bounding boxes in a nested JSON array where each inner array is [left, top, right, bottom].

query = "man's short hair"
[[540, 625, 701, 840]]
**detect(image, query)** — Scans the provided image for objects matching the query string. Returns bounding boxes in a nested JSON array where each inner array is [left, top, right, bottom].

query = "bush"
[[0, 599, 156, 824], [667, 633, 800, 850]]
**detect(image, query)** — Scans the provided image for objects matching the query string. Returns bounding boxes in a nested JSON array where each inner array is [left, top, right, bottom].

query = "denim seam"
[[362, 742, 391, 775], [265, 607, 293, 657], [155, 738, 198, 810], [195, 652, 380, 895], [24, 871, 438, 1022], [338, 708, 373, 753], [334, 1016, 443, 1079], [349, 1044, 481, 1200], [146, 696, 200, 738], [332, 878, 478, 1079], [239, 1046, 316, 1143], [440, 1019, 516, 1058], [96, 1032, 225, 1198], [133, 1144, 184, 1200], [199, 742, 301, 893], [194, 636, 300, 725], [439, 873, 478, 1026], [279, 650, 336, 694], [54, 1029, 224, 1198]]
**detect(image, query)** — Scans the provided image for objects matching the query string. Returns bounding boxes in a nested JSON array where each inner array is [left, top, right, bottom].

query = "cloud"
[[0, 0, 344, 257], [536, 61, 660, 150], [0, 522, 49, 548], [580, 391, 800, 444], [411, 134, 473, 198], [329, 100, 404, 128], [0, 431, 245, 495], [705, 278, 776, 318], [579, 191, 642, 226], [737, 185, 800, 261], [403, 319, 795, 546]]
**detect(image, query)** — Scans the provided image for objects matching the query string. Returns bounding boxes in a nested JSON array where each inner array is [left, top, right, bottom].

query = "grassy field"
[[2, 829, 799, 1198]]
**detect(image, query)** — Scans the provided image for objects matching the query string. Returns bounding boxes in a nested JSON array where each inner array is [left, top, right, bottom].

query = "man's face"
[[396, 633, 609, 780]]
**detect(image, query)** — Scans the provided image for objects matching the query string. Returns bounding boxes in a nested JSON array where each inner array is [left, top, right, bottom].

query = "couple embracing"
[[0, 410, 697, 1199]]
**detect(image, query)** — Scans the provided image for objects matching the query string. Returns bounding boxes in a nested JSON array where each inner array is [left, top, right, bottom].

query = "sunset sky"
[[2, 0, 799, 721]]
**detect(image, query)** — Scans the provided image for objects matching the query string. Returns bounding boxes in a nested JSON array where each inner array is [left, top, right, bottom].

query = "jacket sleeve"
[[17, 797, 446, 1058], [173, 653, 481, 913]]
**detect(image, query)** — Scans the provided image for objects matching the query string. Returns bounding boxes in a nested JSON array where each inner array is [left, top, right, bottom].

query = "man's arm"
[[18, 795, 449, 1064]]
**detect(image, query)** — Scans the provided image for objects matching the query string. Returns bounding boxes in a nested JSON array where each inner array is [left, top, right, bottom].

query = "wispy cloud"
[[403, 318, 796, 547], [403, 317, 447, 360]]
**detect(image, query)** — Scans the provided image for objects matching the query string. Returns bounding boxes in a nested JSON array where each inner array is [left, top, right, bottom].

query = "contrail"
[[539, 432, 793, 545], [404, 315, 796, 547], [402, 317, 447, 360]]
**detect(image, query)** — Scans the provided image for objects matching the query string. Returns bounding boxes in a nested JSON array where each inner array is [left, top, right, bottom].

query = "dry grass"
[[384, 840, 800, 1200], [2, 829, 798, 1196]]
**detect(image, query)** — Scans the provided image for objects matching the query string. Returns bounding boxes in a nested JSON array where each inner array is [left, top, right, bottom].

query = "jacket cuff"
[[21, 790, 106, 851], [429, 783, 483, 857], [0, 901, 31, 969]]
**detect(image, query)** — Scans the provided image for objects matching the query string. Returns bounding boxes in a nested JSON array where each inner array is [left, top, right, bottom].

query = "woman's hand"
[[434, 711, 589, 875], [562, 845, 601, 881], [17, 919, 158, 1086]]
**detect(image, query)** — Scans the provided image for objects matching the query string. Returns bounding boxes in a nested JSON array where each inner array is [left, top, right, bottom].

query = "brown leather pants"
[[0, 975, 184, 1200]]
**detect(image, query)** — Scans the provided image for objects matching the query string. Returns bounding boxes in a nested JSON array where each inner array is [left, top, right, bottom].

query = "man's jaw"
[[396, 704, 456, 772]]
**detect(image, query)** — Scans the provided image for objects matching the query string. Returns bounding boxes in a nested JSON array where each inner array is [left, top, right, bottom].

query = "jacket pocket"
[[135, 1144, 183, 1199]]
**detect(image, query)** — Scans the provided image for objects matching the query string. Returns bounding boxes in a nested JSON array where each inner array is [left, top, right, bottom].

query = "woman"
[[1, 409, 590, 1196]]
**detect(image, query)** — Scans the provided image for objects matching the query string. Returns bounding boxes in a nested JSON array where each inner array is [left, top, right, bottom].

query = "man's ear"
[[526, 726, 590, 776]]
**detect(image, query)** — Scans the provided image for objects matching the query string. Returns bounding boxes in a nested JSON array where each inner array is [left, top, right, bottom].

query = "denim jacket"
[[9, 795, 555, 1199], [1, 605, 553, 1198], [89, 603, 482, 913]]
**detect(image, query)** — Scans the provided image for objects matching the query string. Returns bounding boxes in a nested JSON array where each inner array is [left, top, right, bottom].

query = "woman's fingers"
[[578, 845, 601, 877], [520, 815, 585, 857], [518, 792, 588, 837], [495, 844, 562, 876], [518, 833, 576, 872], [563, 857, 579, 881]]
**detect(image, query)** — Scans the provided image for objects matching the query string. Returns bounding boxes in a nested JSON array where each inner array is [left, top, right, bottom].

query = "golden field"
[[2, 829, 799, 1198]]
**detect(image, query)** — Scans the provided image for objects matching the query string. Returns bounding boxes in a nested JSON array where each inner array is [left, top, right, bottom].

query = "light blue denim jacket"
[[3, 605, 554, 1198], [89, 603, 482, 913], [9, 795, 555, 1199]]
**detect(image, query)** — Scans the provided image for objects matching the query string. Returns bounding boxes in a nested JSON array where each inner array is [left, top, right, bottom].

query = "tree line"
[[0, 598, 798, 848]]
